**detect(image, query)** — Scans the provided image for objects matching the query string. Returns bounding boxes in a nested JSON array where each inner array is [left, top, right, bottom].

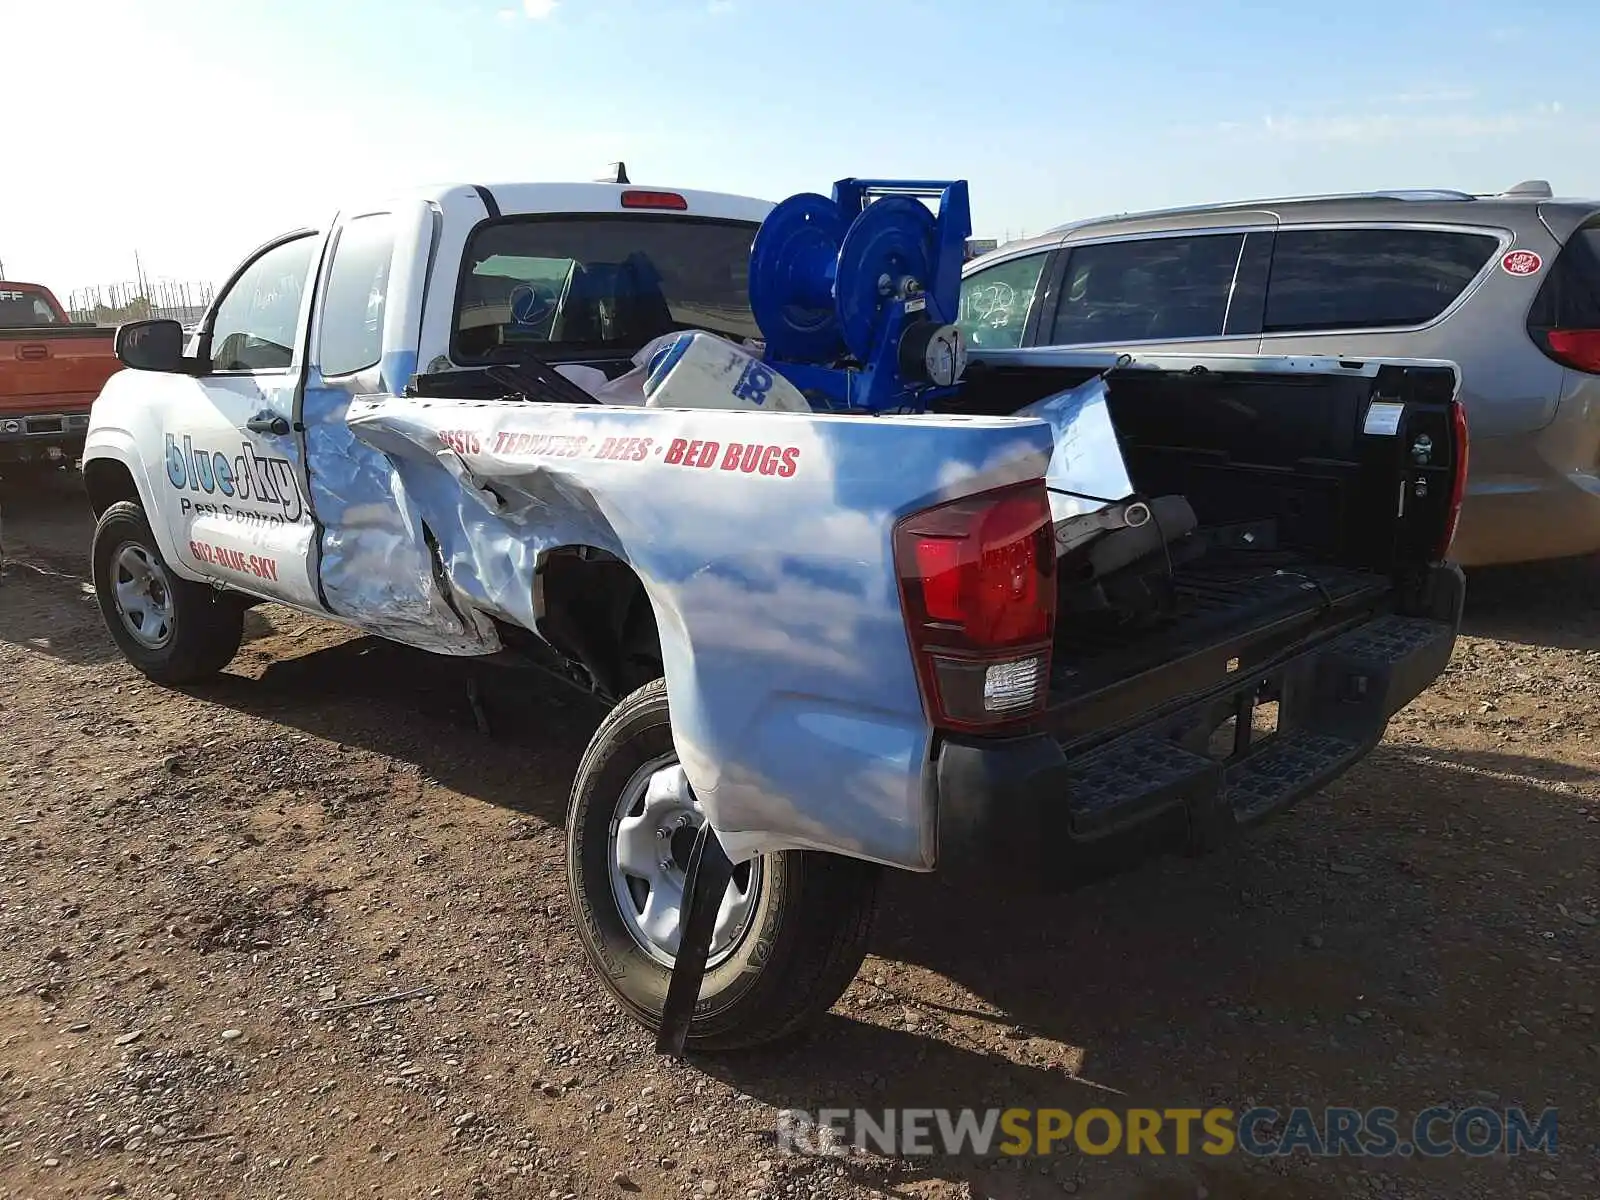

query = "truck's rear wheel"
[[566, 679, 881, 1051], [91, 501, 244, 684]]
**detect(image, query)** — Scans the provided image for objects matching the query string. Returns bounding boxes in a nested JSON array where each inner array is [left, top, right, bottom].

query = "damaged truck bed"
[[80, 175, 1466, 1054]]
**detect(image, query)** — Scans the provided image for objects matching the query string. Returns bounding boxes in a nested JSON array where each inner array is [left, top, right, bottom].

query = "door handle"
[[245, 413, 290, 436]]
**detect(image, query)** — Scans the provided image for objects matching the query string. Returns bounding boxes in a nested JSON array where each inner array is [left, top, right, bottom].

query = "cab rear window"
[[453, 215, 760, 360], [0, 288, 61, 327]]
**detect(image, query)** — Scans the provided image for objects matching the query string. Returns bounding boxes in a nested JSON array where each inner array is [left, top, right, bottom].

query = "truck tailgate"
[[0, 326, 120, 411]]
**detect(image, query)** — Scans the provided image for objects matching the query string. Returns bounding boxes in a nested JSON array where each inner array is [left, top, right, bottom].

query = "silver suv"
[[958, 181, 1600, 567]]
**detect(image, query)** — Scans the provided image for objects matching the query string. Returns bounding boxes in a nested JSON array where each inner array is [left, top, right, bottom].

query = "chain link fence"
[[66, 279, 215, 327]]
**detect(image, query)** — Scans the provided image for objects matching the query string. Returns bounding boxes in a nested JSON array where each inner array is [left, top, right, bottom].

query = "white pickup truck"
[[82, 174, 1467, 1055]]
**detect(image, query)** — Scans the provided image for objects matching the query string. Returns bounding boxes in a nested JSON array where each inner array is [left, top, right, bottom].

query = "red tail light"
[[1546, 329, 1600, 373], [894, 481, 1056, 732], [1439, 399, 1470, 559], [620, 190, 688, 211]]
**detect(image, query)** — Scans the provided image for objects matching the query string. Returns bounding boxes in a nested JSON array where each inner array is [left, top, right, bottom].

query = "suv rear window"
[[1528, 220, 1600, 329], [1263, 228, 1499, 332], [1526, 218, 1600, 373], [1050, 233, 1245, 345], [453, 215, 760, 360], [0, 288, 60, 327]]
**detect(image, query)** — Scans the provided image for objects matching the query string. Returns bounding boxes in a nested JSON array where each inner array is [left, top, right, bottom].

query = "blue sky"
[[2, 0, 1596, 295]]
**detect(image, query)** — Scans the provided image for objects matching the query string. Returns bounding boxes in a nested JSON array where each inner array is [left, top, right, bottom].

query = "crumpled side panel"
[[344, 395, 1054, 869], [303, 375, 496, 655]]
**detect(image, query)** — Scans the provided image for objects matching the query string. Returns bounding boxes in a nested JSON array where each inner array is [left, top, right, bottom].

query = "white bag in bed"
[[641, 331, 812, 412]]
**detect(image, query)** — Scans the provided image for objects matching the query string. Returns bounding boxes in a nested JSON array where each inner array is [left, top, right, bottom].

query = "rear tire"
[[91, 500, 244, 684], [566, 678, 881, 1051]]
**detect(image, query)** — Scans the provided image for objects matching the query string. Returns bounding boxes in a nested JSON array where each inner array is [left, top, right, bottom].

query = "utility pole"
[[134, 250, 148, 299]]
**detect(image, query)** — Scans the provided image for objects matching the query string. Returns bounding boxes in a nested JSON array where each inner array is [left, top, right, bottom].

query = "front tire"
[[91, 500, 244, 684], [566, 679, 881, 1051]]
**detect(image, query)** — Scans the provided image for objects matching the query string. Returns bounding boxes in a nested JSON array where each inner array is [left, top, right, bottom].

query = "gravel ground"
[[0, 470, 1596, 1200]]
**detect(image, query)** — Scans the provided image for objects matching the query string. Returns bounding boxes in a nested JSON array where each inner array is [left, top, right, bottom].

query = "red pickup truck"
[[0, 282, 121, 478]]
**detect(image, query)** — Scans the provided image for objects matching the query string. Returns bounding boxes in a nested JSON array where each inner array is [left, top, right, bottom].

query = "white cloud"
[[707, 0, 736, 13], [521, 0, 558, 17], [1232, 108, 1555, 145], [1393, 87, 1477, 105]]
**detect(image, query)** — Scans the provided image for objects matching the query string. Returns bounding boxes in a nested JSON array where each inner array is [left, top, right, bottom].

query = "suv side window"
[[208, 234, 319, 373], [318, 214, 395, 377], [958, 252, 1048, 349], [1050, 233, 1244, 345], [1263, 227, 1500, 332]]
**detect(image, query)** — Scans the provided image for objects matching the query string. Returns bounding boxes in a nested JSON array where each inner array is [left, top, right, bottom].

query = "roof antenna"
[[599, 162, 630, 185], [1502, 179, 1553, 198]]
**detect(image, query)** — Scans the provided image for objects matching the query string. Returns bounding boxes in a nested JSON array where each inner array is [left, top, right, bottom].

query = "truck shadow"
[[112, 620, 1593, 1196], [0, 558, 119, 666], [199, 631, 604, 827], [0, 468, 121, 665], [688, 742, 1592, 1198]]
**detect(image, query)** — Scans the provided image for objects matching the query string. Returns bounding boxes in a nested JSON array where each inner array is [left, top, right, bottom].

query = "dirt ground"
[[0, 469, 1595, 1200]]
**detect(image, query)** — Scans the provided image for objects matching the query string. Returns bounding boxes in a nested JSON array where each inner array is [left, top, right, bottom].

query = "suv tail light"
[[1439, 399, 1470, 559], [1545, 329, 1600, 373], [893, 481, 1056, 732]]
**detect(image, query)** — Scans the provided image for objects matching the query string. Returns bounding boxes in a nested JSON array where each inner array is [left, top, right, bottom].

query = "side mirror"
[[115, 319, 196, 373]]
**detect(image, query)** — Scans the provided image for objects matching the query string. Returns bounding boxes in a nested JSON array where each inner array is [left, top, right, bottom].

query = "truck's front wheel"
[[91, 501, 244, 685], [566, 679, 880, 1051]]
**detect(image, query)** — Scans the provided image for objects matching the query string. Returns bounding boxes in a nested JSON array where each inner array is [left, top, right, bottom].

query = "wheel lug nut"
[[658, 858, 674, 872], [655, 828, 670, 840]]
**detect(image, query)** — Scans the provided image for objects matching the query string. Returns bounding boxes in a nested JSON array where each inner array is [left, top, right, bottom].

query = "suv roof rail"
[[1377, 189, 1478, 201], [1045, 188, 1479, 233]]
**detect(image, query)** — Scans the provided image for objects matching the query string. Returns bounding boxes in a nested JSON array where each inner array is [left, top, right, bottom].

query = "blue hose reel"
[[748, 178, 973, 413]]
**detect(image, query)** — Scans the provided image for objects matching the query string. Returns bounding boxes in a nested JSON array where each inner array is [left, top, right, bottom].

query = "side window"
[[1049, 233, 1244, 346], [958, 253, 1047, 349], [318, 214, 396, 377], [1263, 228, 1500, 333], [208, 235, 318, 372]]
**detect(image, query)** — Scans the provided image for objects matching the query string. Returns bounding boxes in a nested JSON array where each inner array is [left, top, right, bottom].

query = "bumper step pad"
[[1224, 730, 1360, 823], [1063, 725, 1365, 836], [1327, 614, 1452, 663], [1066, 736, 1221, 837]]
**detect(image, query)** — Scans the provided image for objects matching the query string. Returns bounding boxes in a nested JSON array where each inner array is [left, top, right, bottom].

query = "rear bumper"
[[932, 565, 1463, 888], [0, 410, 91, 459]]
